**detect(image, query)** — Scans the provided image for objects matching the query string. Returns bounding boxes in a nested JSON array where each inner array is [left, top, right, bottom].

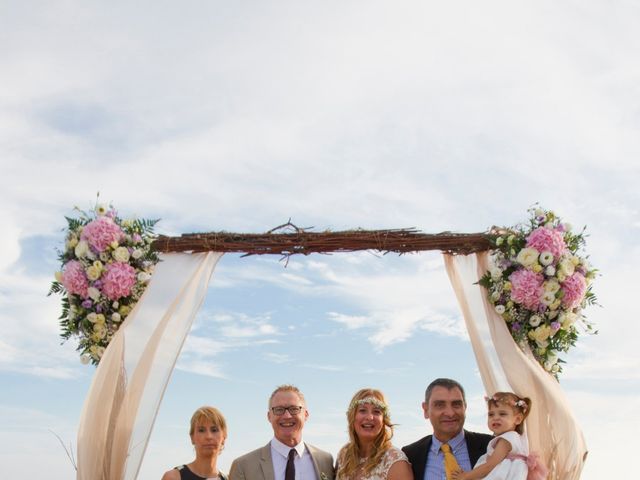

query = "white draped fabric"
[[76, 252, 222, 480], [444, 252, 588, 480]]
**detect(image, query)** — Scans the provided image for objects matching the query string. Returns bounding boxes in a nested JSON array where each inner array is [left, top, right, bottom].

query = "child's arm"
[[451, 438, 512, 480]]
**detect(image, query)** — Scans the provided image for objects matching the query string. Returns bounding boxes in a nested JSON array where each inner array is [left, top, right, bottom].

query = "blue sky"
[[1, 1, 639, 478]]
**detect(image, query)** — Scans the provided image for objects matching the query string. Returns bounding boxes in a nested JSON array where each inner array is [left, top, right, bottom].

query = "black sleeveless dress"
[[175, 465, 228, 480]]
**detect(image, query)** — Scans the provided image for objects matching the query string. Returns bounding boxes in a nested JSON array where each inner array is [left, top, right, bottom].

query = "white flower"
[[516, 247, 540, 268], [529, 325, 552, 346], [539, 251, 554, 266], [138, 272, 151, 282], [80, 355, 91, 365], [65, 235, 78, 251], [95, 204, 108, 216], [113, 246, 130, 262], [99, 251, 110, 262], [559, 258, 575, 276], [529, 315, 542, 327], [87, 312, 98, 323], [540, 291, 556, 306], [112, 312, 122, 323], [87, 287, 101, 301], [131, 249, 143, 259], [495, 305, 506, 315], [86, 265, 101, 281], [545, 265, 556, 276], [74, 240, 90, 258], [93, 323, 107, 338], [112, 301, 119, 308], [559, 312, 578, 329], [543, 279, 561, 294], [491, 291, 501, 302], [551, 364, 560, 373]]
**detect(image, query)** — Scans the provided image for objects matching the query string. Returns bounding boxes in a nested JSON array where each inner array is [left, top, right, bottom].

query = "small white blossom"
[[539, 251, 554, 266]]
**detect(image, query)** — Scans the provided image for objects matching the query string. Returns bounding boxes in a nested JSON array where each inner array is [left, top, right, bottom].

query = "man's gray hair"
[[268, 384, 306, 408]]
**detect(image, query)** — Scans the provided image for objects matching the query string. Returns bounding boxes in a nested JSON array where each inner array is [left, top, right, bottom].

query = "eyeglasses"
[[271, 405, 304, 416]]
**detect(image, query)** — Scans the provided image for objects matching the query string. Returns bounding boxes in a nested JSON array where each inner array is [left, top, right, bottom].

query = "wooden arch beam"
[[152, 223, 494, 256]]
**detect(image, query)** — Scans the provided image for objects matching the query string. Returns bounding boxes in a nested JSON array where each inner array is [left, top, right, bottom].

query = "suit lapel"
[[259, 443, 276, 480], [418, 436, 432, 480]]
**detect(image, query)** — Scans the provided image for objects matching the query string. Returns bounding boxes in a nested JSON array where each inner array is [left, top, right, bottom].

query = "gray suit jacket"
[[228, 442, 334, 480]]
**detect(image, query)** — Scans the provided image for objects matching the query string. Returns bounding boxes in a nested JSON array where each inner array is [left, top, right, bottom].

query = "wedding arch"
[[73, 224, 588, 480]]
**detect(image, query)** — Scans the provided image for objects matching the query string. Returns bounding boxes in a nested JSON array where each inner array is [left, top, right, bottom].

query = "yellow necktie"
[[441, 443, 460, 480]]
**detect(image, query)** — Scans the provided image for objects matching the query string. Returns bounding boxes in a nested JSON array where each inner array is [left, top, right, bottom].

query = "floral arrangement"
[[49, 202, 159, 365], [479, 207, 597, 377]]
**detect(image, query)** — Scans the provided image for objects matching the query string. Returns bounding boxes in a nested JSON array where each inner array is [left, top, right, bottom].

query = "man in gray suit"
[[229, 385, 334, 480]]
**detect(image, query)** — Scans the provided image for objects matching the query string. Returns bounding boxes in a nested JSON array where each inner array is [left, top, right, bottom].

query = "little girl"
[[452, 392, 547, 480]]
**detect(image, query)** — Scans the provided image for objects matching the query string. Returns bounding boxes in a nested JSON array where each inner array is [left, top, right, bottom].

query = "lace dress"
[[474, 431, 529, 480], [336, 446, 409, 480]]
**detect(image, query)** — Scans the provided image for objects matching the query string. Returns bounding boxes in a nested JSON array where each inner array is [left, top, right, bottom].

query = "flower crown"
[[348, 396, 389, 414], [485, 394, 528, 412]]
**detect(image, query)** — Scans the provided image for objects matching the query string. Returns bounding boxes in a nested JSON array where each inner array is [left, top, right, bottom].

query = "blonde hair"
[[337, 388, 394, 479], [486, 392, 531, 435], [189, 406, 227, 438]]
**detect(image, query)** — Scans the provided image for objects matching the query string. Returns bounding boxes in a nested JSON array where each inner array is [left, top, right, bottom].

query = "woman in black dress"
[[162, 406, 228, 480]]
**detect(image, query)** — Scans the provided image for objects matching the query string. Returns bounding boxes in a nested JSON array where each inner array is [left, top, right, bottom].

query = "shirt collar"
[[430, 429, 466, 455], [271, 437, 306, 459]]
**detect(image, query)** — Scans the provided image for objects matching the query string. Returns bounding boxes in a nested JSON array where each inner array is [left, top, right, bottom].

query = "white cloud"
[[175, 360, 226, 379]]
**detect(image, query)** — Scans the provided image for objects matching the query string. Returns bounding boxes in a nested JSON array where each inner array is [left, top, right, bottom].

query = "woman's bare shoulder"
[[161, 467, 181, 480]]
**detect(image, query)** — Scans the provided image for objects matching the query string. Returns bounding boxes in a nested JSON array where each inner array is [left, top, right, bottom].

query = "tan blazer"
[[229, 442, 334, 480]]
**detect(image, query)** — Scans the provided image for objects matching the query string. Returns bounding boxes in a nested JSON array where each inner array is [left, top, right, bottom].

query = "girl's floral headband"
[[348, 396, 389, 414], [485, 395, 528, 412]]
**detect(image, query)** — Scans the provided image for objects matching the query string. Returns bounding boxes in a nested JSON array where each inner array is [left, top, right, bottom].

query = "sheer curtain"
[[444, 252, 587, 480], [76, 252, 223, 480]]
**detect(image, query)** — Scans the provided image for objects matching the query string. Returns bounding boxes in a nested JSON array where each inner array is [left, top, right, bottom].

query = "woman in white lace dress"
[[336, 388, 413, 480]]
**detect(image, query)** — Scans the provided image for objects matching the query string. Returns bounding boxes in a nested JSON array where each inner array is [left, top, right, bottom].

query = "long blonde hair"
[[337, 388, 394, 478]]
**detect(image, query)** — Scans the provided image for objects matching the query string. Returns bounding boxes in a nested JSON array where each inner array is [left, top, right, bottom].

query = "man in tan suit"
[[229, 385, 334, 480]]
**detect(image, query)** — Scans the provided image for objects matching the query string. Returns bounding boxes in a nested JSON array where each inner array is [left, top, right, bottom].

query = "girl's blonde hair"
[[337, 388, 394, 478], [486, 392, 531, 434]]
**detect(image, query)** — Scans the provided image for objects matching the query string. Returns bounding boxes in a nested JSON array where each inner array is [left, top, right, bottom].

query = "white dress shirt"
[[270, 437, 318, 480]]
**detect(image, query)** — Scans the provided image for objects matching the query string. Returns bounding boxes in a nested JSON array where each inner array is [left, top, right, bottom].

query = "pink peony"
[[526, 227, 567, 259], [561, 273, 587, 309], [101, 262, 137, 300], [62, 260, 89, 297], [509, 269, 543, 310], [81, 216, 124, 252]]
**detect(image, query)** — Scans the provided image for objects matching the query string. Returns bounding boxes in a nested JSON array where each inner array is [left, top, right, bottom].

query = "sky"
[[1, 0, 639, 478]]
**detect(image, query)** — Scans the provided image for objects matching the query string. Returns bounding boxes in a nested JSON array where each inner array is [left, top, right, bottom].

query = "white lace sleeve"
[[380, 448, 409, 477]]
